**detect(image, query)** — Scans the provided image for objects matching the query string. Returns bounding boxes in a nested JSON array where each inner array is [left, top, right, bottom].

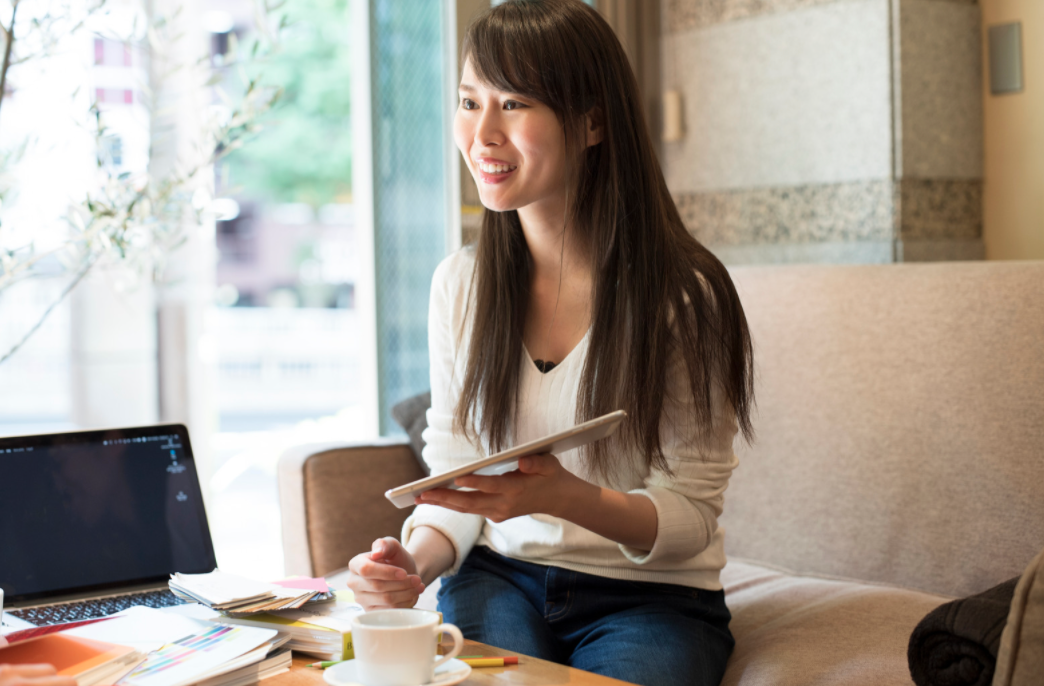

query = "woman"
[[347, 2, 754, 685]]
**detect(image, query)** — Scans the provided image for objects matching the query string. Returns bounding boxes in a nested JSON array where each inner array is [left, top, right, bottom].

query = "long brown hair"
[[455, 0, 754, 478]]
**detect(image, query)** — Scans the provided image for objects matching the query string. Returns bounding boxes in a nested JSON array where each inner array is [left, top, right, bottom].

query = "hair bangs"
[[462, 11, 551, 107]]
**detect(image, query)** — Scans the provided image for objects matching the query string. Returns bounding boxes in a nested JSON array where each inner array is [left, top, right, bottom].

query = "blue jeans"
[[437, 547, 734, 686]]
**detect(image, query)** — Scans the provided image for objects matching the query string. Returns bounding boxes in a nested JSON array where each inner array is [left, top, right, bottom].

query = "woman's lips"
[[476, 167, 516, 184], [474, 159, 517, 185]]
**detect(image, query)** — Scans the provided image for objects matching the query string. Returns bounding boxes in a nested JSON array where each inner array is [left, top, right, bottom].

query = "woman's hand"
[[416, 453, 588, 523], [0, 664, 77, 686], [346, 537, 425, 610]]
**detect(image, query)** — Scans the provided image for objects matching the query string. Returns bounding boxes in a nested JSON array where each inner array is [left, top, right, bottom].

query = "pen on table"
[[459, 656, 519, 667], [307, 656, 519, 669]]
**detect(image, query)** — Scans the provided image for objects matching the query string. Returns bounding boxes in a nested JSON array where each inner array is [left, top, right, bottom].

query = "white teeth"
[[477, 162, 516, 174]]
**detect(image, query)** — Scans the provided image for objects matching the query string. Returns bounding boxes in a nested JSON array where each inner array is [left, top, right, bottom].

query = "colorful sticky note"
[[270, 577, 330, 593]]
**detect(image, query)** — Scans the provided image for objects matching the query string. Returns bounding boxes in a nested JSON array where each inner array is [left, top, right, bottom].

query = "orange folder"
[[0, 633, 137, 680]]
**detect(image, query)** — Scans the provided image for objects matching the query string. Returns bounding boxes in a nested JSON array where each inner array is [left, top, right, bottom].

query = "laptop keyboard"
[[8, 589, 186, 626]]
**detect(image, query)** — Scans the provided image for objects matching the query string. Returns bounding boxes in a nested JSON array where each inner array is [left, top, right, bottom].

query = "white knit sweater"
[[402, 249, 740, 590]]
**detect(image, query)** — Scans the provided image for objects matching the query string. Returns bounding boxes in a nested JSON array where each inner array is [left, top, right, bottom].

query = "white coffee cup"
[[351, 609, 464, 686]]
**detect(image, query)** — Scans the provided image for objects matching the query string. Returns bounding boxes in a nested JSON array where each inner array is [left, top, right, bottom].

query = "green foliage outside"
[[223, 0, 352, 207]]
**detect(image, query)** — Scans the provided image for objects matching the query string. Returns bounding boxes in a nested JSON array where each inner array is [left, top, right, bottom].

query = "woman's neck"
[[517, 197, 589, 283], [517, 196, 594, 367]]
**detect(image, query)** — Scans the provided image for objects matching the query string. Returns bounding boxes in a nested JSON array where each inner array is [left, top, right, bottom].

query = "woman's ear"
[[585, 107, 604, 148]]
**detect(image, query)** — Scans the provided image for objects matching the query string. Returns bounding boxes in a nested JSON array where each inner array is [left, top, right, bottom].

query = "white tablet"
[[384, 410, 627, 509]]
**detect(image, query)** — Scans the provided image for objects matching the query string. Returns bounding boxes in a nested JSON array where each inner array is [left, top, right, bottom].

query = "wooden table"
[[270, 640, 631, 686]]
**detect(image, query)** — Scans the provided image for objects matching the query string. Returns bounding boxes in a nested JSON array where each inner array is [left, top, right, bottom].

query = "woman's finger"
[[369, 537, 414, 572], [354, 587, 421, 609], [420, 488, 504, 515], [349, 575, 422, 595], [421, 486, 464, 499], [353, 558, 410, 581], [415, 497, 469, 514], [518, 452, 556, 474], [450, 474, 513, 492], [349, 578, 418, 594]]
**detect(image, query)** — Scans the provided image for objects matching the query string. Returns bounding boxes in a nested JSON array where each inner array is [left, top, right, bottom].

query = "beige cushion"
[[725, 262, 1044, 598], [993, 547, 1044, 686], [721, 560, 950, 686]]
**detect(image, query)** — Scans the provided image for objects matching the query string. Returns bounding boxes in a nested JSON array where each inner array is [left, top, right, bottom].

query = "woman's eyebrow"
[[458, 83, 527, 101]]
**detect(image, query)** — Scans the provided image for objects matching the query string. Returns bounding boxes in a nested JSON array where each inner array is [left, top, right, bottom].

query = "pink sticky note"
[[271, 577, 330, 593]]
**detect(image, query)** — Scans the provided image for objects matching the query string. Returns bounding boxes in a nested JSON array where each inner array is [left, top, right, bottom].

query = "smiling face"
[[454, 60, 571, 216]]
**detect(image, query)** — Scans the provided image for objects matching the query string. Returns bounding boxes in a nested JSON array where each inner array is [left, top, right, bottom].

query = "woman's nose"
[[475, 109, 503, 147]]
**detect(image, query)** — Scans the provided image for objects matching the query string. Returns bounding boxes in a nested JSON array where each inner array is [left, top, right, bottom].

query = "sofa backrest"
[[723, 261, 1044, 598]]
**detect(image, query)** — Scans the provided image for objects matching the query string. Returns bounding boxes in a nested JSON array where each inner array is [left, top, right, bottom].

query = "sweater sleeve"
[[619, 344, 740, 566], [400, 252, 485, 575]]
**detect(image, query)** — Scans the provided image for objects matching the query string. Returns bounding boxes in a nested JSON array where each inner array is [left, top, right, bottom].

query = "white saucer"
[[323, 658, 471, 686]]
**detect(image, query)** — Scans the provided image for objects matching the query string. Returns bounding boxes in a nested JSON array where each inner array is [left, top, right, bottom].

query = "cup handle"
[[432, 623, 464, 669]]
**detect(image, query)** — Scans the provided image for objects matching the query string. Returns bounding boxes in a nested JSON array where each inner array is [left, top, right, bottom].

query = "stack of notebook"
[[208, 594, 364, 662], [169, 571, 334, 615], [0, 606, 292, 686], [116, 624, 290, 686], [0, 632, 144, 686]]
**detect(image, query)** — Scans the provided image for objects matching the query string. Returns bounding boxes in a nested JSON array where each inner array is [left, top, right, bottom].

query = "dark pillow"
[[908, 576, 1019, 686], [390, 391, 431, 475]]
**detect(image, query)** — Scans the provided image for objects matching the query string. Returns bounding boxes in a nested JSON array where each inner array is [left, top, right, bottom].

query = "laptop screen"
[[0, 424, 217, 604]]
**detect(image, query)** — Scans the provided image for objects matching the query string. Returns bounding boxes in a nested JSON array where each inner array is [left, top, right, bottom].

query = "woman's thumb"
[[370, 536, 402, 561], [519, 453, 553, 473]]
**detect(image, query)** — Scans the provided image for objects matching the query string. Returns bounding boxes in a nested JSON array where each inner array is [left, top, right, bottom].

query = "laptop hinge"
[[7, 581, 170, 610]]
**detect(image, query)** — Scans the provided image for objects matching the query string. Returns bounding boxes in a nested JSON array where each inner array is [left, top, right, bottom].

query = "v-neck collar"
[[521, 329, 591, 376]]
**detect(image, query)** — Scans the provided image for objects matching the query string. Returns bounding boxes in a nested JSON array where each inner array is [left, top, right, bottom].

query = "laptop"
[[0, 424, 218, 629]]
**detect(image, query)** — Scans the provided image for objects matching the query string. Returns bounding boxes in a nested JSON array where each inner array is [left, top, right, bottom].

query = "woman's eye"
[[504, 100, 525, 110], [461, 98, 477, 110]]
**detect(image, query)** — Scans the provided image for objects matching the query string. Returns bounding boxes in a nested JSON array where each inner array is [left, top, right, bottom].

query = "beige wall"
[[661, 0, 985, 264], [982, 0, 1044, 260]]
